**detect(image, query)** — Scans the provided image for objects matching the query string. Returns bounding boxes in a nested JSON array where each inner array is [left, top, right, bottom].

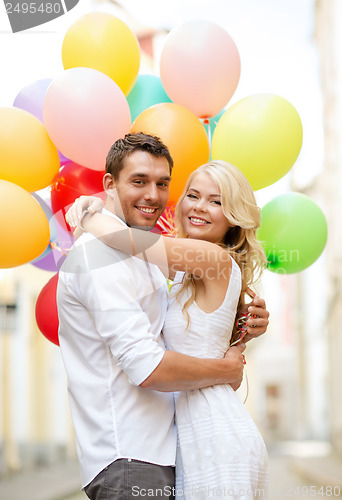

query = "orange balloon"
[[131, 103, 210, 205], [0, 107, 60, 192], [0, 180, 50, 268]]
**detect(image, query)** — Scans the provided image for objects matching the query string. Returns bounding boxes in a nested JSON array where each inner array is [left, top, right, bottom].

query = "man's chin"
[[130, 224, 155, 231], [127, 217, 158, 231], [127, 212, 160, 231]]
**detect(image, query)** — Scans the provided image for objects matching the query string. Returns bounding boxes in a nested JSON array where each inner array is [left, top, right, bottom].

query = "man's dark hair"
[[106, 132, 173, 179]]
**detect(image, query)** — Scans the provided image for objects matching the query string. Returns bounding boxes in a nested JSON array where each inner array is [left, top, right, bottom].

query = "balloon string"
[[207, 121, 212, 152], [51, 177, 65, 192], [243, 368, 249, 404], [159, 207, 177, 237], [201, 118, 212, 154], [157, 216, 177, 237], [50, 242, 70, 256]]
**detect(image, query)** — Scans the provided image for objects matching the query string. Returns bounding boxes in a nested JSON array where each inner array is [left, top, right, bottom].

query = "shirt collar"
[[102, 208, 128, 227]]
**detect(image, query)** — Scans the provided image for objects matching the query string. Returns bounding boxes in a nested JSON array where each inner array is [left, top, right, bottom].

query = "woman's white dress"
[[162, 257, 268, 500]]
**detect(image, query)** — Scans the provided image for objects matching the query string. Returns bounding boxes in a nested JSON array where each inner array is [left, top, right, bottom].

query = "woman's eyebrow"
[[188, 188, 220, 197]]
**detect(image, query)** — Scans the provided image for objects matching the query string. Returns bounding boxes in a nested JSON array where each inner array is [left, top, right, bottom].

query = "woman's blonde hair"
[[173, 160, 267, 326]]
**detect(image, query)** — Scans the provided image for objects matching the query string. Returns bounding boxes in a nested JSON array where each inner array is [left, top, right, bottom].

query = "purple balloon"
[[32, 220, 75, 271], [13, 78, 52, 123], [58, 151, 70, 165], [32, 248, 59, 272], [13, 78, 69, 164], [31, 194, 75, 272]]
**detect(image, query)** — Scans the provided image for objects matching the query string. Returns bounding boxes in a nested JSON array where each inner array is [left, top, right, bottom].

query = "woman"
[[67, 160, 268, 499]]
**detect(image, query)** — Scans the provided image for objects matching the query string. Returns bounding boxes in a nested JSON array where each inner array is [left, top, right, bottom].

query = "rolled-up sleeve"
[[81, 258, 165, 386]]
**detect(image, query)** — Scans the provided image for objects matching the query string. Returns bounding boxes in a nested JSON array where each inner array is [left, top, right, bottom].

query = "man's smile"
[[136, 206, 159, 217]]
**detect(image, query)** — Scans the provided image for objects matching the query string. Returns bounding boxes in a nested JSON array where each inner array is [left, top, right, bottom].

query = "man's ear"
[[103, 173, 116, 198]]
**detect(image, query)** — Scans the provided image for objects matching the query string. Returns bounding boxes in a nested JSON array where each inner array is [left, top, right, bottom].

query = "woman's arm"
[[82, 212, 231, 281], [66, 196, 104, 228]]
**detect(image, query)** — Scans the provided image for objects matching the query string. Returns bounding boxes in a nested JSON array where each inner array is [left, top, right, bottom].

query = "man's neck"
[[103, 202, 127, 225]]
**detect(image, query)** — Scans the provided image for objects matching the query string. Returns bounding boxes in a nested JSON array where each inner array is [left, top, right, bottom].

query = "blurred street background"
[[1, 0, 342, 498]]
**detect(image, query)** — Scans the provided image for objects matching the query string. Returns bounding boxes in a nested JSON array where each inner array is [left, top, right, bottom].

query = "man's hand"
[[241, 295, 269, 343], [224, 343, 246, 391]]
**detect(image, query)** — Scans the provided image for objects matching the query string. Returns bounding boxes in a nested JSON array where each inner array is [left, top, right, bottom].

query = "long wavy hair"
[[173, 160, 267, 328]]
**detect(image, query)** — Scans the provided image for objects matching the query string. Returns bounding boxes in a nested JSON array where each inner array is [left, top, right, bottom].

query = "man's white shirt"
[[57, 211, 176, 488]]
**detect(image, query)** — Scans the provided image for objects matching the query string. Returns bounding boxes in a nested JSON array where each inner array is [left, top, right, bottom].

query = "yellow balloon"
[[211, 94, 303, 190], [62, 12, 141, 96], [0, 107, 60, 192], [0, 180, 50, 268]]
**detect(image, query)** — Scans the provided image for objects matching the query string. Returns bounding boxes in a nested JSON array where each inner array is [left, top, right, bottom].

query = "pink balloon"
[[43, 68, 131, 171], [160, 21, 241, 119]]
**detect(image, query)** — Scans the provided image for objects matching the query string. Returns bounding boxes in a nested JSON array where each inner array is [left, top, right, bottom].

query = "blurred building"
[[315, 0, 342, 455], [245, 0, 342, 460], [0, 266, 74, 475]]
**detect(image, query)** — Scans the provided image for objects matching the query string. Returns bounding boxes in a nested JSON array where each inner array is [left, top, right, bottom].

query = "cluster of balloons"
[[0, 12, 327, 344]]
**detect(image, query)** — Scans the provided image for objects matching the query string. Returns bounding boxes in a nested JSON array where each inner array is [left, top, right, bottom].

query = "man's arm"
[[140, 345, 246, 392]]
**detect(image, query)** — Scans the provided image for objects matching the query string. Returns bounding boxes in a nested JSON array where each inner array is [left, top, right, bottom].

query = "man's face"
[[106, 150, 171, 229]]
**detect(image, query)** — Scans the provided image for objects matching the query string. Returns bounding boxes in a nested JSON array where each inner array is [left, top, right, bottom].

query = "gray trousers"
[[84, 459, 175, 500]]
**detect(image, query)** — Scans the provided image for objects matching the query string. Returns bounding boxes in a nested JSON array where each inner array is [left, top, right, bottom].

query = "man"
[[57, 133, 269, 499]]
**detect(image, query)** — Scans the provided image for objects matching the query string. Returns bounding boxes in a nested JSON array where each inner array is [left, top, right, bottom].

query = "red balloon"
[[51, 161, 105, 230], [35, 274, 59, 346]]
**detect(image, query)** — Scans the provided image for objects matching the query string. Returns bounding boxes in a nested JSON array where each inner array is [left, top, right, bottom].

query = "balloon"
[[0, 180, 50, 268], [202, 109, 226, 139], [35, 274, 59, 346], [62, 12, 140, 95], [31, 194, 74, 271], [51, 161, 105, 230], [127, 74, 172, 122], [131, 103, 210, 206], [13, 78, 51, 122], [160, 20, 240, 118], [0, 107, 60, 192], [211, 94, 303, 191], [257, 193, 328, 274], [13, 78, 69, 165], [31, 221, 75, 272], [30, 193, 58, 263], [43, 68, 131, 171]]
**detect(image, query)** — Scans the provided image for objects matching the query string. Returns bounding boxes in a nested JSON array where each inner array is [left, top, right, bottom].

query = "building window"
[[0, 304, 17, 334]]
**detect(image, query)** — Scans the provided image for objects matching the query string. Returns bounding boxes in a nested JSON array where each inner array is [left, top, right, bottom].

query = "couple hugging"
[[58, 132, 269, 499]]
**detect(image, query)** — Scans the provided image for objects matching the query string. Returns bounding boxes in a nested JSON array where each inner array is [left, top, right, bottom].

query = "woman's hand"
[[240, 295, 270, 342], [65, 195, 104, 228]]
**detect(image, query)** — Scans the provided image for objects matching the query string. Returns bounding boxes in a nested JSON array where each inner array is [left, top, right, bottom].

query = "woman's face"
[[180, 172, 232, 244]]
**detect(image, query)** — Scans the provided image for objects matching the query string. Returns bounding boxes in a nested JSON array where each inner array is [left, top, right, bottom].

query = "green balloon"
[[127, 74, 172, 122], [257, 193, 328, 274]]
